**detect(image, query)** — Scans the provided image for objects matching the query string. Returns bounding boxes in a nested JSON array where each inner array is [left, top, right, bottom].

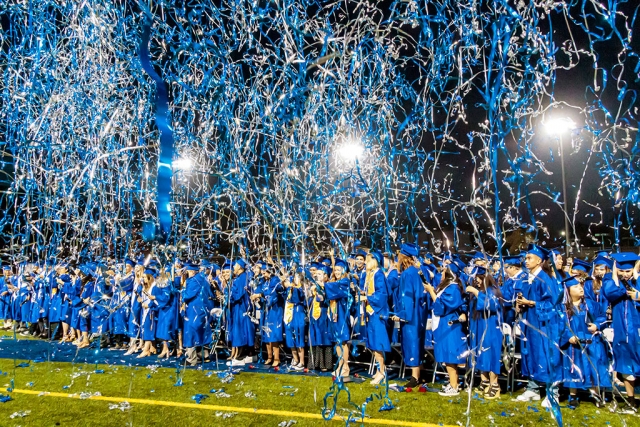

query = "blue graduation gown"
[[29, 276, 49, 322], [351, 268, 367, 341], [308, 289, 332, 346], [110, 273, 133, 335], [140, 284, 163, 341], [182, 272, 213, 348], [263, 276, 284, 343], [155, 282, 178, 341], [433, 283, 467, 365], [90, 277, 111, 334], [561, 299, 611, 388], [469, 289, 502, 374], [502, 271, 525, 325], [365, 269, 391, 352], [602, 274, 640, 376], [228, 272, 255, 347], [72, 279, 93, 332], [517, 268, 564, 383], [284, 284, 306, 348], [583, 278, 609, 318], [48, 273, 63, 323], [386, 269, 401, 344], [325, 277, 351, 344], [397, 266, 426, 367], [60, 275, 76, 324], [0, 277, 10, 320]]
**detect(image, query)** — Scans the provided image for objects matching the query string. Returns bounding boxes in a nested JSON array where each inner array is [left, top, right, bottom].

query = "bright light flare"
[[336, 138, 365, 163], [544, 117, 576, 136], [172, 157, 194, 171]]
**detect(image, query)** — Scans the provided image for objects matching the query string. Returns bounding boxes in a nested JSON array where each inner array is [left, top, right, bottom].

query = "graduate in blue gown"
[[350, 250, 368, 342], [57, 263, 76, 342], [73, 264, 94, 348], [324, 259, 352, 380], [89, 264, 112, 340], [363, 250, 391, 384], [48, 264, 63, 338], [466, 267, 503, 399], [501, 256, 525, 326], [515, 245, 565, 407], [110, 259, 135, 349], [156, 265, 179, 358], [602, 253, 640, 412], [227, 259, 255, 366], [138, 267, 164, 358], [583, 256, 612, 318], [284, 269, 307, 370], [124, 260, 144, 355], [182, 261, 213, 365], [561, 276, 611, 408], [0, 266, 12, 329], [391, 243, 426, 389], [384, 254, 401, 345], [251, 264, 284, 367], [425, 262, 468, 396], [308, 264, 333, 371]]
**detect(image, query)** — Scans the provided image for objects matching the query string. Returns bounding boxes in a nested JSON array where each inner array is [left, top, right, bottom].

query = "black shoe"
[[568, 396, 579, 408], [404, 376, 420, 388], [618, 403, 637, 414]]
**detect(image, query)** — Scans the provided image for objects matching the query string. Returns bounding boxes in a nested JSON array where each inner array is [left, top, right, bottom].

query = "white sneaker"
[[290, 364, 304, 371], [231, 359, 246, 367], [516, 389, 541, 402], [541, 395, 559, 409], [243, 356, 256, 363], [438, 384, 460, 397]]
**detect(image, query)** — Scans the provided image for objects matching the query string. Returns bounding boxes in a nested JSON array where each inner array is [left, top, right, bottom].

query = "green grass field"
[[0, 331, 636, 426]]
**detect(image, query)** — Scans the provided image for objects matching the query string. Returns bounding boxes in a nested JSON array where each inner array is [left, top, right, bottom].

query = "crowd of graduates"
[[0, 242, 639, 414]]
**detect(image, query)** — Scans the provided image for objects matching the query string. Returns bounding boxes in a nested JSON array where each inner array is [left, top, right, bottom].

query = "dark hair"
[[471, 274, 503, 320], [436, 268, 464, 294]]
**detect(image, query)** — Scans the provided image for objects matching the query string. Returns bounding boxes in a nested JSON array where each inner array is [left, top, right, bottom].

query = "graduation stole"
[[284, 286, 294, 324], [312, 287, 322, 320], [364, 270, 377, 316]]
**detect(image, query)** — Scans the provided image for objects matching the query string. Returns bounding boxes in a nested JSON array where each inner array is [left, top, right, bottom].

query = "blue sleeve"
[[230, 276, 247, 303], [602, 274, 627, 304], [154, 286, 170, 309], [585, 299, 607, 329], [476, 290, 500, 313], [397, 269, 421, 322], [182, 278, 201, 303], [325, 278, 349, 301], [501, 279, 515, 307], [367, 271, 388, 312], [432, 285, 463, 316], [290, 287, 304, 304]]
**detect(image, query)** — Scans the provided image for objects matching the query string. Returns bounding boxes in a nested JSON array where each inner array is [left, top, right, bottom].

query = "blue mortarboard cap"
[[526, 244, 548, 261], [59, 274, 72, 283], [562, 276, 581, 288], [2, 265, 11, 270], [144, 267, 158, 277], [320, 257, 331, 266], [595, 249, 611, 257], [256, 260, 268, 270], [334, 259, 349, 272], [502, 255, 523, 266], [222, 261, 233, 270], [354, 249, 367, 259], [592, 255, 613, 269], [136, 256, 146, 266], [308, 261, 321, 270], [369, 250, 384, 267], [571, 258, 591, 273], [234, 259, 247, 270], [472, 266, 487, 276], [471, 251, 486, 260], [400, 243, 419, 258], [448, 260, 463, 276], [184, 261, 200, 271], [611, 253, 640, 270], [124, 258, 135, 267], [319, 264, 332, 276]]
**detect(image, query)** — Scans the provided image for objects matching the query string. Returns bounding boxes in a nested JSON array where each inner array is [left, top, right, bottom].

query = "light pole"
[[545, 118, 576, 258]]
